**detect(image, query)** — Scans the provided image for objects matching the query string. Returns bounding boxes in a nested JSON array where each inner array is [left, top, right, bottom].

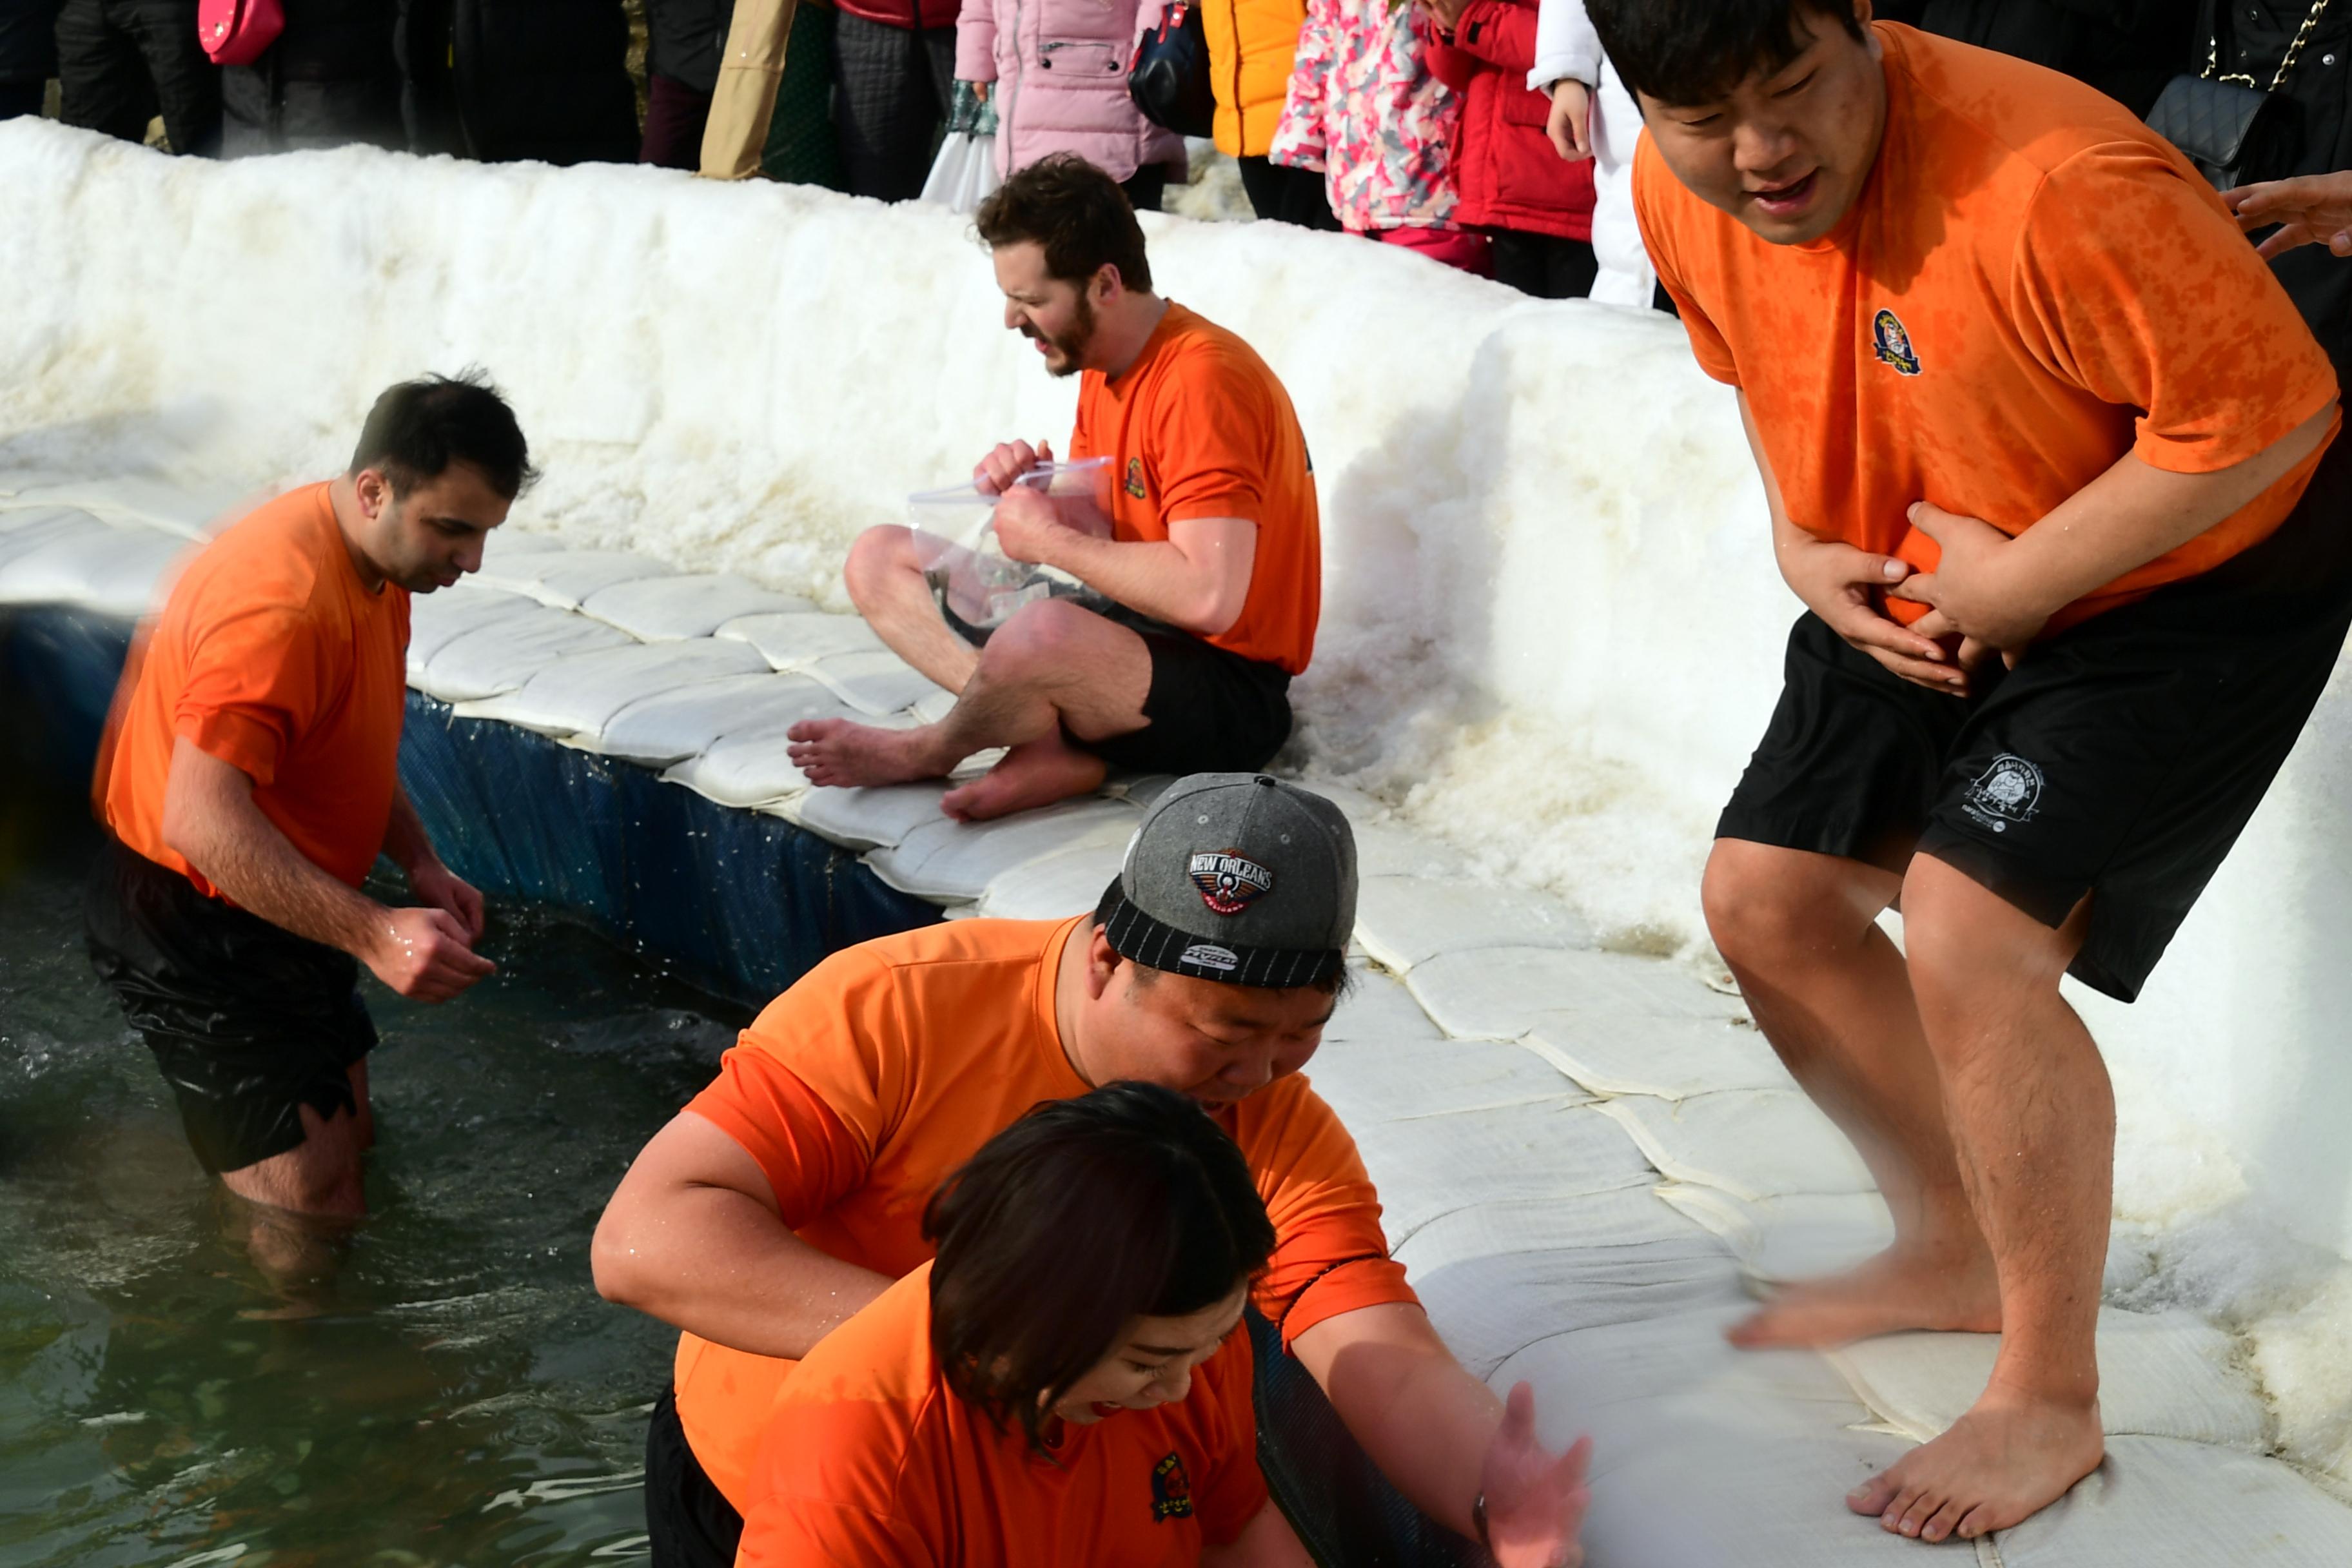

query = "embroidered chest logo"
[[1150, 1451, 1195, 1522], [1872, 309, 1922, 377], [1960, 754, 2044, 834], [1125, 456, 1149, 499], [1190, 850, 1273, 915]]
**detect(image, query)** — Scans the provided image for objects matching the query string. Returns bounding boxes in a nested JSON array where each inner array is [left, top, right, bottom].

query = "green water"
[[0, 822, 747, 1567]]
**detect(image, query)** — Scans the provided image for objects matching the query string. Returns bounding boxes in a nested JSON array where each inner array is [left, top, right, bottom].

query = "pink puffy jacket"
[[956, 0, 1185, 184]]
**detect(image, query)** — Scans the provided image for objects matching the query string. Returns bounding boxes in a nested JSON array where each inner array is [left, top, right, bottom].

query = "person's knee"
[[1899, 855, 2075, 1022], [1702, 840, 1879, 974], [976, 599, 1090, 684], [843, 524, 918, 614]]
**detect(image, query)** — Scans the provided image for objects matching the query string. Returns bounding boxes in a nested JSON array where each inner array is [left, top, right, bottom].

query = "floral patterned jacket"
[[1269, 0, 1463, 232]]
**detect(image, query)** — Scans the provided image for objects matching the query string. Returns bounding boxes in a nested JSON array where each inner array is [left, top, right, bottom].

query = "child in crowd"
[[1530, 0, 1654, 307], [958, 0, 1184, 209], [1271, 0, 1485, 275], [1423, 0, 1599, 298], [732, 1083, 1310, 1565]]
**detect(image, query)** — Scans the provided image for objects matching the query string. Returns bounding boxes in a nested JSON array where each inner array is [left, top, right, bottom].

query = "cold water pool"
[[0, 811, 747, 1567]]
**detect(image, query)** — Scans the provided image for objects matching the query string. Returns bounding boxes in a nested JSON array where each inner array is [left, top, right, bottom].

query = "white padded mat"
[[1657, 1185, 1896, 1286], [0, 514, 186, 616], [794, 782, 955, 851], [1597, 1090, 1875, 1200], [471, 546, 675, 610], [1827, 1308, 2266, 1451], [865, 797, 1140, 904], [1521, 1012, 1796, 1100], [578, 573, 814, 641], [451, 638, 767, 736], [1302, 1038, 1587, 1130], [577, 672, 845, 767], [1405, 945, 1749, 1039], [661, 723, 834, 809], [717, 610, 890, 669], [1990, 1436, 2352, 1565], [1351, 1101, 1656, 1244], [972, 840, 1129, 920], [801, 648, 953, 717], [410, 605, 634, 703], [1351, 876, 1594, 973], [1318, 967, 1448, 1046], [406, 584, 540, 674]]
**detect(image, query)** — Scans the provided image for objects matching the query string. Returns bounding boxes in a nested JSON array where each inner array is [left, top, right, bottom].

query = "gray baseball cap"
[[1095, 773, 1358, 989]]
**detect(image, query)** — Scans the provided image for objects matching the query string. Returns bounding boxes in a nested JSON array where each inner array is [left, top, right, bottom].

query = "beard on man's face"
[[1022, 291, 1097, 378]]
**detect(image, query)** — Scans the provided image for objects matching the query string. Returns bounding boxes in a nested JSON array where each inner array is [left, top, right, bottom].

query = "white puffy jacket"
[[1527, 0, 1652, 308]]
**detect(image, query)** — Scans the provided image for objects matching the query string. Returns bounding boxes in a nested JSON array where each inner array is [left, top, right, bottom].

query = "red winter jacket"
[[1424, 0, 1594, 241], [839, 0, 961, 33]]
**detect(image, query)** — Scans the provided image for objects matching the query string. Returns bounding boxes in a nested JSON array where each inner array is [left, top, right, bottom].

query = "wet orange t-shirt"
[[734, 1264, 1267, 1566], [1072, 302, 1323, 674], [674, 915, 1415, 1512], [1633, 23, 2340, 630], [98, 483, 411, 898]]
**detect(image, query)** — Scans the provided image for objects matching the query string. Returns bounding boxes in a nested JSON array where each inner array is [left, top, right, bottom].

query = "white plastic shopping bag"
[[923, 132, 1003, 213]]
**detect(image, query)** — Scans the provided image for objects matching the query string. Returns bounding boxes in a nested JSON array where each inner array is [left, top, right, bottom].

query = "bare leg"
[[789, 600, 1150, 812], [1847, 855, 2107, 1542], [220, 1087, 370, 1293], [843, 525, 983, 694], [1701, 841, 1998, 1347]]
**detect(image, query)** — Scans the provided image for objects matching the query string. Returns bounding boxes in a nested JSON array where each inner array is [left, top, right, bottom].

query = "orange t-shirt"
[[97, 483, 411, 898], [1634, 23, 2340, 631], [674, 915, 1415, 1511], [1072, 302, 1322, 674], [734, 1264, 1267, 1566]]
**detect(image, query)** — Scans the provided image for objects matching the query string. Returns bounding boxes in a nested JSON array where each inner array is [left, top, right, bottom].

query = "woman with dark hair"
[[734, 1082, 1312, 1565]]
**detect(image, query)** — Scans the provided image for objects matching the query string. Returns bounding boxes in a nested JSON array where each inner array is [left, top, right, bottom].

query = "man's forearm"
[[164, 740, 387, 957], [2001, 403, 2337, 614], [380, 783, 440, 876], [1046, 530, 1235, 633], [591, 1183, 892, 1358], [1295, 1304, 1498, 1539]]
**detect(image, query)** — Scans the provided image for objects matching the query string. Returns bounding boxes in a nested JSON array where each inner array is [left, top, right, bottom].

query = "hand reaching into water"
[[1478, 1382, 1594, 1568]]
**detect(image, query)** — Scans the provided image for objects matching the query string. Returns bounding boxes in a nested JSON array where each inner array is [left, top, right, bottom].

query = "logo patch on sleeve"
[[1151, 1451, 1195, 1522], [1190, 850, 1273, 915], [1872, 308, 1922, 376]]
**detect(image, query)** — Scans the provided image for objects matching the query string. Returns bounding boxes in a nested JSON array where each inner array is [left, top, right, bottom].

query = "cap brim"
[[1095, 879, 1345, 990]]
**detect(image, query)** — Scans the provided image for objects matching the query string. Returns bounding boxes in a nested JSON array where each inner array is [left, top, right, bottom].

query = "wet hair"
[[922, 1082, 1274, 1454], [974, 153, 1154, 295], [1586, 0, 1868, 107], [348, 369, 538, 501]]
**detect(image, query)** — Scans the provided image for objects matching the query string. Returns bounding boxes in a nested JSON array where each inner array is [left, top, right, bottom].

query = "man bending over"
[[596, 775, 1589, 1568], [788, 154, 1318, 820], [1588, 0, 2349, 1543], [86, 374, 530, 1241]]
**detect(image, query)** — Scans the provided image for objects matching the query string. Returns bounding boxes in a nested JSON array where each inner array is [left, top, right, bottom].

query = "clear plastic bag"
[[908, 458, 1116, 633], [921, 131, 1003, 214]]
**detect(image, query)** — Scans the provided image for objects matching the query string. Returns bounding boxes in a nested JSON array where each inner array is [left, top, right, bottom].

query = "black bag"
[[2145, 73, 2295, 191], [2144, 0, 2331, 191], [1129, 1, 1215, 140]]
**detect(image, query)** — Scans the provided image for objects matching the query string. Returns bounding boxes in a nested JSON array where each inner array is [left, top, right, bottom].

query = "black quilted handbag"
[[2146, 0, 2331, 191], [1129, 1, 1216, 140]]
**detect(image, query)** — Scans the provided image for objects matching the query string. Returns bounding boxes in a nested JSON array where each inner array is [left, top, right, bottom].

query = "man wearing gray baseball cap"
[[597, 774, 1592, 1568]]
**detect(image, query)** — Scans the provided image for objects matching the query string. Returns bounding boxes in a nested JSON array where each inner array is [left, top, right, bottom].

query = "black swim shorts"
[[938, 586, 1294, 777], [84, 836, 377, 1175], [1718, 435, 2352, 1003]]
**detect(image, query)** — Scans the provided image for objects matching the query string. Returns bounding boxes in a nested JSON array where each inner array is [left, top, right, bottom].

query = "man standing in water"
[[595, 774, 1591, 1568], [86, 373, 527, 1229], [786, 155, 1317, 820], [1587, 0, 2350, 1544]]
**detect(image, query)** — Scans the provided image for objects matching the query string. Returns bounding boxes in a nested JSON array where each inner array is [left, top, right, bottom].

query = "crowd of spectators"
[[0, 0, 2346, 328]]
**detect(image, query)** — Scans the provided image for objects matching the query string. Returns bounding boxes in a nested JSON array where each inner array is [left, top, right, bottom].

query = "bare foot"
[[1729, 1242, 2001, 1350], [1847, 1386, 2104, 1542], [941, 738, 1107, 821], [787, 718, 947, 789]]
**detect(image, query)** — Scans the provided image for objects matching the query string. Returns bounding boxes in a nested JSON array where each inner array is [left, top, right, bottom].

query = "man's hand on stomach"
[[1776, 531, 1970, 696]]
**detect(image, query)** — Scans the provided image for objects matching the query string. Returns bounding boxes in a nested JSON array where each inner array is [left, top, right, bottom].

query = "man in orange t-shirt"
[[595, 776, 1591, 1568], [84, 373, 533, 1225], [786, 154, 1320, 821], [1590, 0, 2352, 1544]]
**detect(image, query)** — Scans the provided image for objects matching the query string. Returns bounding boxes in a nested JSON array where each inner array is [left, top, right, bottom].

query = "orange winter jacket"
[[1200, 0, 1307, 156]]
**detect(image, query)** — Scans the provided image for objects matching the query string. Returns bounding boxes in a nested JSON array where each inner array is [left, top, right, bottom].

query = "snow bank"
[[8, 120, 2352, 1478]]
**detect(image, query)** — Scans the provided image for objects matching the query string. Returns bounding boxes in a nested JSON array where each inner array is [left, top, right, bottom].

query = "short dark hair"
[[1587, 0, 1867, 106], [923, 1082, 1273, 1455], [974, 153, 1154, 294], [349, 369, 538, 500]]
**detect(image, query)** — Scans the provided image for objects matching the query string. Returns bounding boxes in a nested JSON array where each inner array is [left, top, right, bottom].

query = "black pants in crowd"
[[1237, 153, 1338, 230], [830, 12, 955, 201], [55, 0, 220, 154], [1489, 230, 1598, 300], [1122, 164, 1168, 212], [0, 78, 44, 118], [640, 71, 712, 170]]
